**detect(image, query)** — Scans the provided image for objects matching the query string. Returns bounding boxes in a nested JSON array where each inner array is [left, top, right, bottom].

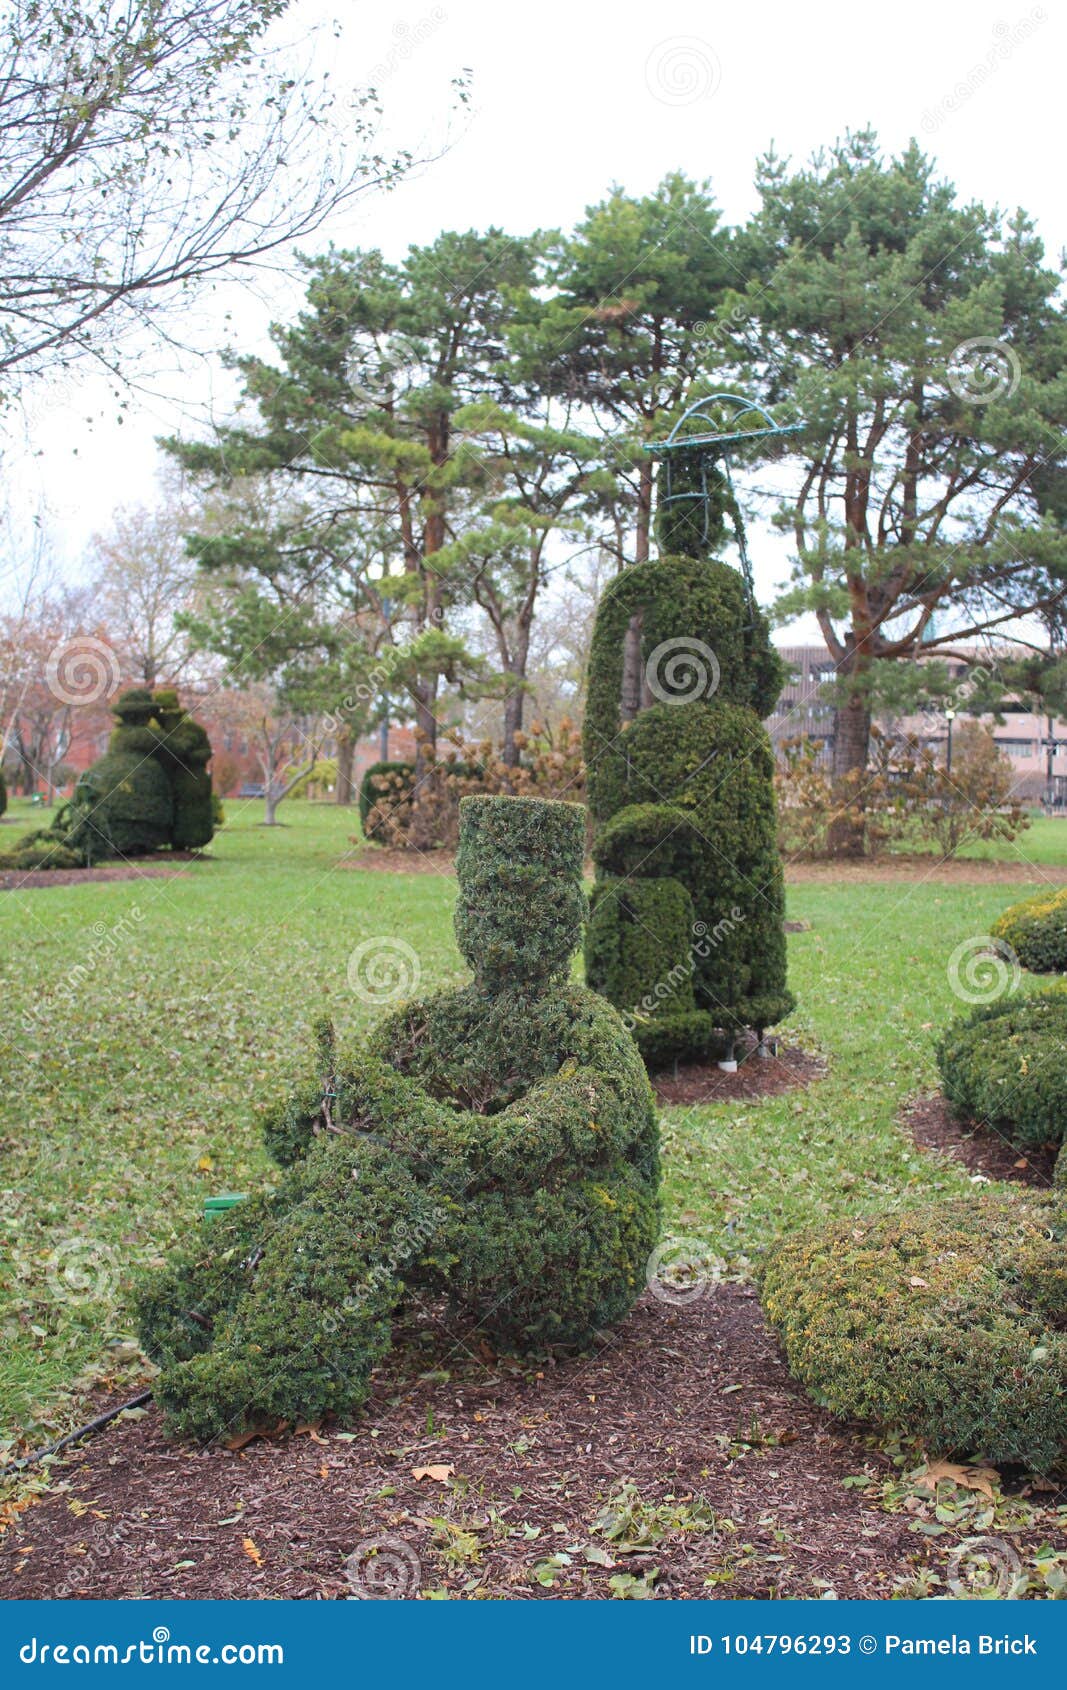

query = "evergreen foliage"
[[138, 794, 661, 1442], [936, 991, 1067, 1150], [761, 1197, 1067, 1470], [582, 554, 792, 1063], [993, 888, 1067, 975]]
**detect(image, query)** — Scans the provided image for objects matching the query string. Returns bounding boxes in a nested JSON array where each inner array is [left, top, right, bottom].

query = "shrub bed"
[[761, 1197, 1067, 1470]]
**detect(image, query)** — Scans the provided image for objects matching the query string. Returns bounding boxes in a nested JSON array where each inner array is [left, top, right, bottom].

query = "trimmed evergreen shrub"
[[760, 1197, 1067, 1470], [992, 888, 1067, 974], [586, 876, 715, 1066], [0, 832, 83, 871], [582, 554, 792, 1064], [936, 991, 1067, 1150], [152, 693, 215, 849], [66, 750, 174, 858], [139, 793, 661, 1442]]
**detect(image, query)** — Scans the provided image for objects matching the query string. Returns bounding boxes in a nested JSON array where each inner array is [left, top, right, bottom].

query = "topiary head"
[[112, 687, 156, 727], [454, 795, 587, 991]]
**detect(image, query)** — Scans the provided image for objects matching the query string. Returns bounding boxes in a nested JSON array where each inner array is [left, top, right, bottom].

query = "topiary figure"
[[33, 686, 216, 866], [760, 1197, 1067, 1470], [582, 553, 793, 1065], [937, 988, 1067, 1152], [137, 794, 661, 1442], [992, 888, 1067, 975], [151, 689, 215, 849]]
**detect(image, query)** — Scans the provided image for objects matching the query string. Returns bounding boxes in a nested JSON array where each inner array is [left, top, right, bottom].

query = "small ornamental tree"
[[137, 794, 661, 1443]]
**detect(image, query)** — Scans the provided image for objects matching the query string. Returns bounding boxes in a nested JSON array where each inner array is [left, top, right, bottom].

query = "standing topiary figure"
[[137, 794, 661, 1443], [51, 687, 215, 864], [583, 552, 793, 1065], [151, 689, 215, 849]]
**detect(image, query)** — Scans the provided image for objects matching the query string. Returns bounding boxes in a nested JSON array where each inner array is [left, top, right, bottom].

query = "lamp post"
[[945, 706, 957, 775], [1041, 720, 1067, 810]]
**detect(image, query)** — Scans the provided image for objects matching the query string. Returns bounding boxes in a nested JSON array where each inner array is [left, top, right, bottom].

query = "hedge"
[[761, 1197, 1067, 1470]]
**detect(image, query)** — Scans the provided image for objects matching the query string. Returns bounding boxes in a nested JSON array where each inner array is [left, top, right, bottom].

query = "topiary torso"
[[582, 554, 793, 1063], [138, 795, 661, 1442]]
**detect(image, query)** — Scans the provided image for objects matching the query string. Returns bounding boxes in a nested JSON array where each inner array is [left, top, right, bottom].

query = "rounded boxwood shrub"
[[140, 793, 661, 1442], [992, 888, 1067, 974], [760, 1197, 1067, 1470], [936, 991, 1067, 1149]]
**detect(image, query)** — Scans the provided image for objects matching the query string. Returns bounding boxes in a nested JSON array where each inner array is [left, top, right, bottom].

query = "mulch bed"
[[786, 855, 1067, 885], [342, 848, 458, 875], [0, 862, 195, 892], [906, 1093, 1058, 1188], [0, 1287, 925, 1602], [652, 1041, 824, 1108], [340, 848, 1067, 885]]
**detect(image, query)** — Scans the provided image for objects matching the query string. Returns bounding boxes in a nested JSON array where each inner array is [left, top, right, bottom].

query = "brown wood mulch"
[[906, 1093, 1058, 1189], [0, 1287, 932, 1602], [0, 863, 194, 893], [785, 854, 1067, 885], [341, 848, 1067, 885], [652, 1042, 824, 1108]]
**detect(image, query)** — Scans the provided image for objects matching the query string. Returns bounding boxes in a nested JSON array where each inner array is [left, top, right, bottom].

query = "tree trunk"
[[635, 459, 653, 565], [828, 686, 872, 857], [408, 676, 441, 850], [502, 675, 524, 768], [334, 735, 354, 805], [263, 789, 279, 826]]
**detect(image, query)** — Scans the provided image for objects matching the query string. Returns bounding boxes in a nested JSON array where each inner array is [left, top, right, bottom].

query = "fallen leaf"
[[241, 1537, 263, 1568], [908, 1276, 928, 1288], [197, 1156, 214, 1172], [913, 1461, 998, 1501], [412, 1464, 454, 1484], [318, 1464, 329, 1480], [224, 1429, 262, 1452], [1014, 1157, 1029, 1169]]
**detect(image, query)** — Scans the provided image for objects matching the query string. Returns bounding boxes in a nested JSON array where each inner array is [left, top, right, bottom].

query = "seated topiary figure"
[[583, 551, 793, 1065], [992, 888, 1067, 975], [137, 795, 661, 1442]]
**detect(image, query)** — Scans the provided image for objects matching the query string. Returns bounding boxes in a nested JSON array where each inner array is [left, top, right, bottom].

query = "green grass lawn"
[[1, 796, 1063, 1452]]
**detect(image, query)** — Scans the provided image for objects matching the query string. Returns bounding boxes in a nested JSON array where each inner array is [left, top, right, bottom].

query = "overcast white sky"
[[3, 0, 1062, 616]]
